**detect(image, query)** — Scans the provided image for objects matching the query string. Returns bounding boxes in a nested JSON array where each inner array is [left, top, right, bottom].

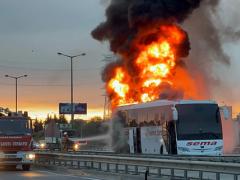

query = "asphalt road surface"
[[0, 167, 114, 180]]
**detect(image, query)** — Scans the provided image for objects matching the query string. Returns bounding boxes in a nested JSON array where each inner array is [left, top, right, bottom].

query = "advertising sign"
[[59, 103, 87, 114]]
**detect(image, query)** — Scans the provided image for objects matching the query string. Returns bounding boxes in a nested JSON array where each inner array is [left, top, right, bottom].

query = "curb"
[[32, 164, 167, 180]]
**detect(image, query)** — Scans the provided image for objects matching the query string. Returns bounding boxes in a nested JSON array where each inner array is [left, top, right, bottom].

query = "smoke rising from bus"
[[92, 0, 209, 108]]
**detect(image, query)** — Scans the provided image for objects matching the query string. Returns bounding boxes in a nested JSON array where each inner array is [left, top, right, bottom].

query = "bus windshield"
[[176, 104, 222, 140], [0, 119, 32, 135]]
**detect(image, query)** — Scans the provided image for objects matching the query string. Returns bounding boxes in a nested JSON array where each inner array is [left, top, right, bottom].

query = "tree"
[[44, 113, 68, 124], [53, 114, 58, 121], [90, 116, 102, 122], [33, 118, 44, 132], [129, 119, 138, 127], [45, 113, 51, 124], [59, 114, 68, 123], [75, 116, 110, 138]]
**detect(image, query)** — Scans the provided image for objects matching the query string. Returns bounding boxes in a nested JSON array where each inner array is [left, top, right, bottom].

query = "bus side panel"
[[129, 129, 134, 153], [141, 126, 163, 154]]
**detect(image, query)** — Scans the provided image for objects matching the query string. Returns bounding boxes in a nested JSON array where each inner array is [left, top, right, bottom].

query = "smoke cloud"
[[180, 0, 240, 101], [92, 0, 202, 54]]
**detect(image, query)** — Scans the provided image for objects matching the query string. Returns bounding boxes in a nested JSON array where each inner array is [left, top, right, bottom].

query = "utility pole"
[[101, 54, 114, 121]]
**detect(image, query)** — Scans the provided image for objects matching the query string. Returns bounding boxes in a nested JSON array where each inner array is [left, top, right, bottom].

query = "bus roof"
[[116, 100, 218, 111]]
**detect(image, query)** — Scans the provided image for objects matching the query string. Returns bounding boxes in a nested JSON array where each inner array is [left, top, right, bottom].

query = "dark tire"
[[22, 165, 30, 171]]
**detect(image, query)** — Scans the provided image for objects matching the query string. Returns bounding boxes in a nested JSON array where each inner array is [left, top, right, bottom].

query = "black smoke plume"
[[92, 0, 202, 54], [92, 0, 205, 104]]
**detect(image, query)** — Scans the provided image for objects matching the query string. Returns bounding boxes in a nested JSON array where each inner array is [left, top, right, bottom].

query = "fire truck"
[[0, 107, 35, 170], [114, 100, 229, 156]]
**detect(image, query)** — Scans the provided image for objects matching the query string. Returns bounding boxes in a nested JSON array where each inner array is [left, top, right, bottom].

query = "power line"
[[0, 74, 100, 80], [0, 97, 104, 103], [0, 60, 103, 64], [0, 60, 67, 65], [0, 82, 103, 87], [0, 65, 100, 71]]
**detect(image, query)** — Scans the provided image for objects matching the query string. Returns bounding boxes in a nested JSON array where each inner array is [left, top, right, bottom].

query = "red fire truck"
[[0, 108, 35, 170]]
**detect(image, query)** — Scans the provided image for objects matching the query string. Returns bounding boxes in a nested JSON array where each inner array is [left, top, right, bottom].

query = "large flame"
[[106, 25, 204, 108]]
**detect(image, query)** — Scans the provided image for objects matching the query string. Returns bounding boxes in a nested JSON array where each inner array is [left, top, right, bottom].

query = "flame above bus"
[[106, 25, 205, 108]]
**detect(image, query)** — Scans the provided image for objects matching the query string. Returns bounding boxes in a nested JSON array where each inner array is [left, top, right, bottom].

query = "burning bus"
[[114, 100, 228, 156]]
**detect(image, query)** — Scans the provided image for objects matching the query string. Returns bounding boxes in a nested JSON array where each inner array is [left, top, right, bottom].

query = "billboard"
[[59, 103, 87, 114]]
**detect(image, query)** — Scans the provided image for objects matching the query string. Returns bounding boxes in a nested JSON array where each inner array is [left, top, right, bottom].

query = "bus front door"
[[168, 121, 177, 154]]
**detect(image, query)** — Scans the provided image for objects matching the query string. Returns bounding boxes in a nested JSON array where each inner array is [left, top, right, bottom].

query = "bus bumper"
[[178, 151, 223, 156]]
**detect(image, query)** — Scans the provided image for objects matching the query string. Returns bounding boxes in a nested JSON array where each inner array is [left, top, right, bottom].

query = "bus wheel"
[[160, 146, 163, 154], [22, 165, 30, 171]]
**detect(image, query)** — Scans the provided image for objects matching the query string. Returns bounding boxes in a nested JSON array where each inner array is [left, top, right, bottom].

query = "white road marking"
[[34, 169, 113, 180]]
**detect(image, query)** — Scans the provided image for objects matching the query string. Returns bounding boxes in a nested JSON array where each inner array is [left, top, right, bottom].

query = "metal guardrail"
[[34, 146, 111, 152], [35, 153, 240, 180], [34, 149, 240, 163]]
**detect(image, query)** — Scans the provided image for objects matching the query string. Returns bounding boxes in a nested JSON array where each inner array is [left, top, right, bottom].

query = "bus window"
[[117, 110, 127, 127], [176, 104, 223, 141]]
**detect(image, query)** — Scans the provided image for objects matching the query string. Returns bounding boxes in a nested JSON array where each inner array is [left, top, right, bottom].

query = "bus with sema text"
[[115, 100, 228, 156]]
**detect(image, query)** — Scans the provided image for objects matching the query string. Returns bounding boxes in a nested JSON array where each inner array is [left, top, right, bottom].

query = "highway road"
[[0, 167, 114, 180]]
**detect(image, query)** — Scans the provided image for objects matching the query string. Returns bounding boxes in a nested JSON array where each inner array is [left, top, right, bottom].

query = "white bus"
[[115, 100, 228, 156]]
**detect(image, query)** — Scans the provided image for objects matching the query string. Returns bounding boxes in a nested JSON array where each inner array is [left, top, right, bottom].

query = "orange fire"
[[106, 25, 205, 108]]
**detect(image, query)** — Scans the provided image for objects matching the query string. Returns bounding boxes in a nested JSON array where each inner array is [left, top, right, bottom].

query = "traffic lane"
[[0, 168, 115, 180]]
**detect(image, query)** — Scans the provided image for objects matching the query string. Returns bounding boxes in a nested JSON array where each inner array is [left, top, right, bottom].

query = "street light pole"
[[57, 52, 86, 125], [16, 78, 17, 113], [71, 57, 73, 125], [5, 75, 27, 112]]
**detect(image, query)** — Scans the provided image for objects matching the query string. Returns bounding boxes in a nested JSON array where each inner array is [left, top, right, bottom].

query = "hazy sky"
[[0, 0, 239, 120], [0, 0, 110, 120]]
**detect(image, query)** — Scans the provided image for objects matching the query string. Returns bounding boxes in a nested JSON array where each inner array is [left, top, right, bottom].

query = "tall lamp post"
[[5, 75, 27, 113], [57, 52, 86, 125]]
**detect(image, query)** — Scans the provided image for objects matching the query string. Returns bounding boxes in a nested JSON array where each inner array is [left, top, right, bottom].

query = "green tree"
[[53, 114, 58, 121], [45, 113, 58, 124], [33, 118, 44, 132], [129, 119, 138, 127], [76, 116, 110, 137], [59, 114, 68, 123], [90, 116, 102, 122], [45, 113, 51, 124]]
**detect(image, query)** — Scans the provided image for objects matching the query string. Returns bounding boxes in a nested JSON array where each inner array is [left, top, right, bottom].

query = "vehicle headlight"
[[40, 143, 45, 147], [26, 154, 35, 159], [214, 146, 223, 151], [178, 147, 190, 152], [74, 144, 79, 149]]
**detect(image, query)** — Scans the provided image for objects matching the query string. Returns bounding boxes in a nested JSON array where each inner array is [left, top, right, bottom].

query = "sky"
[[0, 0, 240, 120], [0, 0, 110, 120]]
